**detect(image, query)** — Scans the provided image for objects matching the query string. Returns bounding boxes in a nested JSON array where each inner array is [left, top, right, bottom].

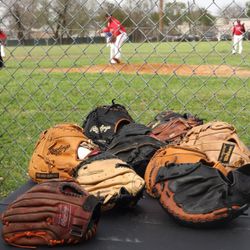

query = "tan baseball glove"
[[180, 121, 250, 171], [28, 123, 100, 183], [74, 153, 145, 210]]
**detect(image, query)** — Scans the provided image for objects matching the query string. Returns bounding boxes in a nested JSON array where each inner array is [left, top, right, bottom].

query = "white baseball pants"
[[232, 35, 243, 54], [0, 44, 5, 57], [110, 32, 128, 61]]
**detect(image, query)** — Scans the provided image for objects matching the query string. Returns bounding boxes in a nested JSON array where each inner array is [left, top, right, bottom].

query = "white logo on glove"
[[90, 125, 111, 134]]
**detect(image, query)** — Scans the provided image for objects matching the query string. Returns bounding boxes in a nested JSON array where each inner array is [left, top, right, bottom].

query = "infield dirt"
[[46, 63, 250, 78]]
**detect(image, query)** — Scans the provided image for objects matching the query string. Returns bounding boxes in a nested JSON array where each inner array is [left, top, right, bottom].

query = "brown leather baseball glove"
[[28, 123, 100, 183], [148, 110, 203, 144], [1, 179, 101, 248], [110, 35, 117, 43]]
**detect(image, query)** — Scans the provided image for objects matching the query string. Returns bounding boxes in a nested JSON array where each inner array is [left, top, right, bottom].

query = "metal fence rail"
[[0, 0, 249, 198]]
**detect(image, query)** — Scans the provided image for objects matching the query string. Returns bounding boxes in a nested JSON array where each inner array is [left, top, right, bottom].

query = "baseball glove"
[[180, 121, 250, 171], [148, 110, 203, 144], [144, 144, 212, 198], [82, 100, 134, 149], [148, 110, 203, 129], [156, 161, 249, 227], [110, 35, 117, 43], [106, 123, 165, 177], [28, 123, 99, 183], [1, 179, 101, 248], [227, 163, 250, 201], [74, 152, 145, 211]]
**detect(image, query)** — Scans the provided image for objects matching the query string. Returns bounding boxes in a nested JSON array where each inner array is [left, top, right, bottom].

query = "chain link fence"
[[0, 0, 249, 199]]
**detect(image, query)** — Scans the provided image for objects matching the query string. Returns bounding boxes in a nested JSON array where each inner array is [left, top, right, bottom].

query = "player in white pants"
[[232, 20, 245, 55], [232, 35, 243, 54], [102, 14, 128, 64], [0, 29, 7, 68], [110, 32, 128, 64]]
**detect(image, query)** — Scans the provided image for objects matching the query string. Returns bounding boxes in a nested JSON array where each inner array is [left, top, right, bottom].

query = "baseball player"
[[232, 19, 246, 55], [101, 14, 128, 64], [0, 29, 7, 68]]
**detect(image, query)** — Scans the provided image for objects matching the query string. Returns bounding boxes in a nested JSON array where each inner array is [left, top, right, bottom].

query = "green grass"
[[4, 41, 250, 68], [0, 41, 249, 198]]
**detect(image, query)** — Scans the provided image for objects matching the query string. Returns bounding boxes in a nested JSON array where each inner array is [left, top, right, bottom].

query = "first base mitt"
[[156, 161, 248, 227], [1, 179, 101, 248], [28, 123, 99, 183], [180, 121, 250, 171], [74, 153, 145, 210]]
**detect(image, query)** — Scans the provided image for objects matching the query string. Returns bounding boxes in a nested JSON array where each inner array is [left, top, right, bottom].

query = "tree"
[[35, 0, 90, 40], [9, 2, 26, 42], [95, 2, 132, 28], [122, 0, 160, 41], [168, 2, 215, 35], [159, 0, 164, 34], [2, 0, 91, 41], [186, 7, 215, 28], [161, 1, 186, 35], [164, 1, 186, 26], [220, 4, 246, 19], [95, 1, 156, 29], [246, 2, 250, 17], [5, 0, 39, 42]]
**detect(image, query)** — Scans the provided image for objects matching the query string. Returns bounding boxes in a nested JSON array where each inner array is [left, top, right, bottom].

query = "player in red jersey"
[[102, 14, 128, 64], [232, 19, 246, 55], [0, 29, 7, 68]]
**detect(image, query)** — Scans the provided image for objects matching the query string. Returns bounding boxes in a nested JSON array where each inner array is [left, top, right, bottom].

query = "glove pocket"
[[157, 162, 248, 227]]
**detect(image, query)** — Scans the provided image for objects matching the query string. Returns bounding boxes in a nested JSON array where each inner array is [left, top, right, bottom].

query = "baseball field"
[[0, 40, 249, 198]]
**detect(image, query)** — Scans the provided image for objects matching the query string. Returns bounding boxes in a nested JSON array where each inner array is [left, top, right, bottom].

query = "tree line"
[[0, 0, 249, 43]]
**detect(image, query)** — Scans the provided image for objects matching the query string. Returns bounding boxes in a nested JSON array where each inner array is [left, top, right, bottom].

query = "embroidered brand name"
[[36, 172, 59, 179], [56, 204, 71, 228], [90, 125, 111, 134], [49, 144, 70, 155]]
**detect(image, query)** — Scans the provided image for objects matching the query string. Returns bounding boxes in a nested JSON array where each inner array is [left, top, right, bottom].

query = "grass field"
[[4, 41, 250, 68], [0, 41, 249, 198]]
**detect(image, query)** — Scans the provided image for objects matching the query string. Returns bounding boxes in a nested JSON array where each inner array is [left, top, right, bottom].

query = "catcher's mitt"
[[156, 161, 248, 227], [28, 123, 99, 183], [180, 121, 250, 171], [148, 110, 203, 144], [1, 179, 101, 248], [74, 152, 145, 210], [144, 144, 212, 198], [82, 100, 134, 149], [106, 123, 165, 177]]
